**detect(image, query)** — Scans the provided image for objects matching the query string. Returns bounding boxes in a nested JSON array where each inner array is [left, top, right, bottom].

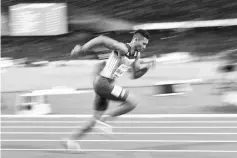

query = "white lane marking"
[[2, 140, 237, 142], [2, 126, 237, 128], [1, 149, 237, 152], [2, 121, 237, 123], [2, 132, 237, 135], [2, 114, 237, 118]]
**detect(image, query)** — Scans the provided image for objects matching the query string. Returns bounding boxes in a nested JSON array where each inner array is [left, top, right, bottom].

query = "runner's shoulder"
[[114, 42, 129, 56]]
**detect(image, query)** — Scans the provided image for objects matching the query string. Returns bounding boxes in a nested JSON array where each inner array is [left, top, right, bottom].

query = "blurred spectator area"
[[67, 0, 237, 23], [1, 26, 237, 60], [1, 32, 95, 61], [2, 0, 237, 23], [1, 0, 237, 60]]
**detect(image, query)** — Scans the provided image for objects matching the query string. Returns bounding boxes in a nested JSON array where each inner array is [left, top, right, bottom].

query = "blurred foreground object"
[[15, 87, 92, 115], [222, 91, 237, 107], [16, 93, 52, 115], [152, 79, 202, 96], [212, 49, 237, 94]]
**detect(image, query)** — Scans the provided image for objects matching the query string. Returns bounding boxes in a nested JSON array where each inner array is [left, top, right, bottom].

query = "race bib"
[[113, 64, 130, 79]]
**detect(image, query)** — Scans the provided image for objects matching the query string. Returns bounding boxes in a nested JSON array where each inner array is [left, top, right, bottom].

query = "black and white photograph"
[[1, 0, 237, 157]]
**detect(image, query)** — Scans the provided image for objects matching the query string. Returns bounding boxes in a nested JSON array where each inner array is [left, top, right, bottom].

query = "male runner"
[[63, 30, 156, 151]]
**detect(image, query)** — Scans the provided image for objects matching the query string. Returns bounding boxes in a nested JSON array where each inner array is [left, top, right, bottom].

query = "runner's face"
[[133, 37, 149, 52]]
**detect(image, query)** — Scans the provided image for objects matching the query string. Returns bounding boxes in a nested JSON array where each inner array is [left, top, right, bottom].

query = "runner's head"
[[131, 29, 150, 53]]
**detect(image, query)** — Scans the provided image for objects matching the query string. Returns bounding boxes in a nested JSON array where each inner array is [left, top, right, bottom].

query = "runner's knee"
[[93, 110, 104, 120], [124, 92, 138, 109]]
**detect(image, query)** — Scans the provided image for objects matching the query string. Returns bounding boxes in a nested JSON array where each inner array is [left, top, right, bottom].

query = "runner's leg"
[[69, 95, 109, 140], [101, 85, 138, 122]]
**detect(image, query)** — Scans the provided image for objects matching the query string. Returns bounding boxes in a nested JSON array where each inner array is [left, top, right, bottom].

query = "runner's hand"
[[70, 45, 82, 58]]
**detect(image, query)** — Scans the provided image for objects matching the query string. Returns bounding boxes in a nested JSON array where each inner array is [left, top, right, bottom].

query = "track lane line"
[[2, 140, 237, 142], [1, 149, 237, 152], [2, 132, 237, 135], [2, 121, 237, 123], [2, 126, 237, 128], [2, 114, 237, 118]]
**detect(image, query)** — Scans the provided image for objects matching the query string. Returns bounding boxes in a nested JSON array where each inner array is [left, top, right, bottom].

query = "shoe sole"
[[60, 139, 82, 154]]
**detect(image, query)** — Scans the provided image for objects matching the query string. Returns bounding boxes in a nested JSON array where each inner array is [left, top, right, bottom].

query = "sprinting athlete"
[[63, 30, 156, 151]]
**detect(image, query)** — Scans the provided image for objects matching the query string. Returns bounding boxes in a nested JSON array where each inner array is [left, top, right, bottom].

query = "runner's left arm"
[[131, 54, 156, 79], [132, 54, 156, 71]]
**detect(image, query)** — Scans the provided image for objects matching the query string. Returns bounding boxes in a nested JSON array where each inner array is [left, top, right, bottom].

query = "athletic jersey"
[[100, 43, 139, 80]]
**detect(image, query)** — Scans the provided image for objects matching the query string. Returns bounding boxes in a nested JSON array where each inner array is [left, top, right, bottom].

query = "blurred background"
[[1, 0, 237, 61], [1, 2, 237, 156], [1, 0, 237, 115]]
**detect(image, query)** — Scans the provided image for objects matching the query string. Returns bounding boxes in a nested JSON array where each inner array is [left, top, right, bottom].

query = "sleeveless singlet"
[[100, 43, 139, 80]]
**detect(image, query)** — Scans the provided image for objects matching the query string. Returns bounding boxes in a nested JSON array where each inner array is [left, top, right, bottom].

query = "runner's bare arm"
[[131, 55, 156, 79], [132, 55, 156, 71], [71, 36, 128, 57]]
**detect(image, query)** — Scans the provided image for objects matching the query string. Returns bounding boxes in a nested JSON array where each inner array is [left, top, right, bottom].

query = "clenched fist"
[[70, 45, 82, 58]]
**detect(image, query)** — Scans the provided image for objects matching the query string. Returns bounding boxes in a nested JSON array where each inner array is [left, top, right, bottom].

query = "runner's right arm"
[[71, 36, 128, 57]]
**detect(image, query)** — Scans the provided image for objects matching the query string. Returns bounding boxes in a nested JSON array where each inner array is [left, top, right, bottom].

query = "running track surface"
[[1, 115, 237, 158], [2, 84, 237, 158]]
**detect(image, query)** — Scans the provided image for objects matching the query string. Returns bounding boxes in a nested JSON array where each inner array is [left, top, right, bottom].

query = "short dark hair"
[[134, 29, 150, 40]]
